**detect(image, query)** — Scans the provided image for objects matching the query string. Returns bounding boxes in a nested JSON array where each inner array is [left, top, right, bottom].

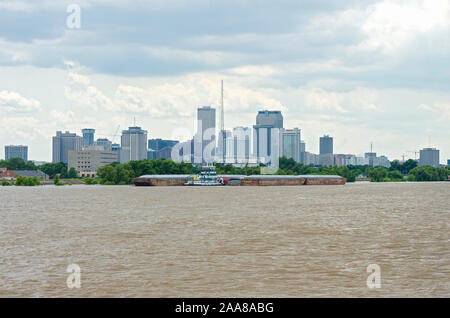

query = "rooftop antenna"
[[133, 116, 136, 126], [370, 142, 373, 153]]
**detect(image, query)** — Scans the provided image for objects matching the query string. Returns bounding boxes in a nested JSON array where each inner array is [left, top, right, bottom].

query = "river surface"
[[0, 182, 448, 297]]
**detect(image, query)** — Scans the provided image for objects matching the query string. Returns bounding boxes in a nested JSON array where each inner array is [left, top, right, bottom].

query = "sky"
[[0, 0, 449, 163]]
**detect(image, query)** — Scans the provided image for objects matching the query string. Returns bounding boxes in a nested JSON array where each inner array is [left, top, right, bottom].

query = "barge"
[[132, 174, 346, 186]]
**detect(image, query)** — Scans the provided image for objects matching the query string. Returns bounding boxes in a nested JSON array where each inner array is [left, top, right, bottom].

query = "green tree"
[[67, 167, 78, 179]]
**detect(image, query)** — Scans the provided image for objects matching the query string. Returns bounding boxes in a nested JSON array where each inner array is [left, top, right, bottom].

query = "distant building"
[[112, 144, 121, 163], [5, 145, 28, 162], [52, 131, 83, 164], [320, 135, 333, 154], [253, 110, 283, 165], [281, 128, 301, 162], [120, 126, 148, 163], [319, 135, 334, 166], [68, 149, 118, 178], [364, 152, 377, 167], [12, 170, 49, 180], [148, 139, 179, 151], [0, 168, 18, 180], [447, 159, 450, 166], [419, 148, 440, 167], [233, 127, 251, 164], [217, 130, 232, 163], [196, 106, 216, 164], [95, 138, 112, 151], [82, 129, 95, 148]]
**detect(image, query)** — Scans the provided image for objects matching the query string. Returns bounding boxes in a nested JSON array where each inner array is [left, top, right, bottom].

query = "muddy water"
[[0, 182, 448, 297]]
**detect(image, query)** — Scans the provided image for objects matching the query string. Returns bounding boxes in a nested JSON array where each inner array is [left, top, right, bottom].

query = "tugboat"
[[184, 166, 224, 186]]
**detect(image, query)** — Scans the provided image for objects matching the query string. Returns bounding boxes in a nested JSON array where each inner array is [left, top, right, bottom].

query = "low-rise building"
[[11, 170, 49, 180], [0, 168, 18, 180], [68, 149, 118, 178]]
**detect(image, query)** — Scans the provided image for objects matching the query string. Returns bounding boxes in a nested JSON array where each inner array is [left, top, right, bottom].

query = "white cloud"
[[0, 91, 41, 113]]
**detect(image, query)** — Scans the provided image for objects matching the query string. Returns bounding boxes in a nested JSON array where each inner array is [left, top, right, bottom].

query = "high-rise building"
[[319, 135, 334, 166], [364, 152, 377, 167], [196, 106, 216, 164], [419, 148, 440, 167], [233, 127, 251, 164], [447, 159, 450, 166], [148, 139, 179, 151], [120, 126, 148, 163], [112, 143, 121, 163], [253, 110, 283, 165], [281, 128, 301, 162], [82, 129, 95, 148], [5, 145, 28, 162], [319, 135, 333, 154], [52, 131, 83, 164]]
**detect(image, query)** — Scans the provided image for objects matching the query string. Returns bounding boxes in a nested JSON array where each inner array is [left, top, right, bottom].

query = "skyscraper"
[[82, 129, 95, 148], [419, 148, 440, 167], [5, 145, 28, 162], [253, 110, 283, 165], [319, 135, 334, 167], [319, 135, 333, 154], [196, 106, 216, 164], [120, 126, 148, 163], [281, 128, 301, 162], [52, 131, 83, 164], [233, 127, 251, 164]]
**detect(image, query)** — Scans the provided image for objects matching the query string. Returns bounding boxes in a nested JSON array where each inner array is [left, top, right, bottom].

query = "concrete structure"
[[365, 152, 377, 167], [196, 106, 216, 164], [120, 126, 148, 163], [12, 170, 49, 180], [52, 131, 83, 164], [253, 110, 283, 166], [419, 148, 440, 167], [68, 149, 118, 177], [82, 129, 95, 148], [281, 128, 301, 162], [5, 145, 28, 162], [112, 144, 121, 163]]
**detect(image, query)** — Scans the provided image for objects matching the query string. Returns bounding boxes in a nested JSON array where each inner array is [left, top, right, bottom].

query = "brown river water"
[[0, 182, 448, 297]]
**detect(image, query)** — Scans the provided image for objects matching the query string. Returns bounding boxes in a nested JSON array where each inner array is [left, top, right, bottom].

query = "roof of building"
[[11, 170, 49, 178]]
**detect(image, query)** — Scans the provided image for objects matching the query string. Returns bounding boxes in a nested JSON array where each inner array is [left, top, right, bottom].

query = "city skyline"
[[0, 1, 449, 163]]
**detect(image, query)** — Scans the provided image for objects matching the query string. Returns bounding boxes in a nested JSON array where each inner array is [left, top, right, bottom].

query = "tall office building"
[[253, 110, 283, 165], [364, 152, 377, 167], [147, 139, 179, 160], [5, 145, 28, 162], [82, 129, 95, 148], [419, 148, 440, 167], [319, 135, 334, 166], [281, 128, 301, 162], [217, 130, 232, 163], [120, 126, 148, 163], [319, 135, 333, 154], [233, 127, 251, 164], [196, 106, 216, 164], [52, 131, 83, 164]]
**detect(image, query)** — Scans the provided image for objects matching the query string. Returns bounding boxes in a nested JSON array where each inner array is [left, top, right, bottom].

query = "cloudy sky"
[[0, 0, 449, 162]]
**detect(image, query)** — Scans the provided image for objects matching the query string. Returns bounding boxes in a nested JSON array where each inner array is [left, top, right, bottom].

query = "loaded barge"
[[132, 166, 346, 186]]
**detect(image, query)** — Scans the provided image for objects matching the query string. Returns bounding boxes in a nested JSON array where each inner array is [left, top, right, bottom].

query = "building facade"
[[5, 145, 28, 162], [68, 149, 118, 177], [52, 131, 83, 164], [120, 126, 148, 163], [419, 148, 440, 167], [233, 127, 251, 164], [95, 138, 112, 151]]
